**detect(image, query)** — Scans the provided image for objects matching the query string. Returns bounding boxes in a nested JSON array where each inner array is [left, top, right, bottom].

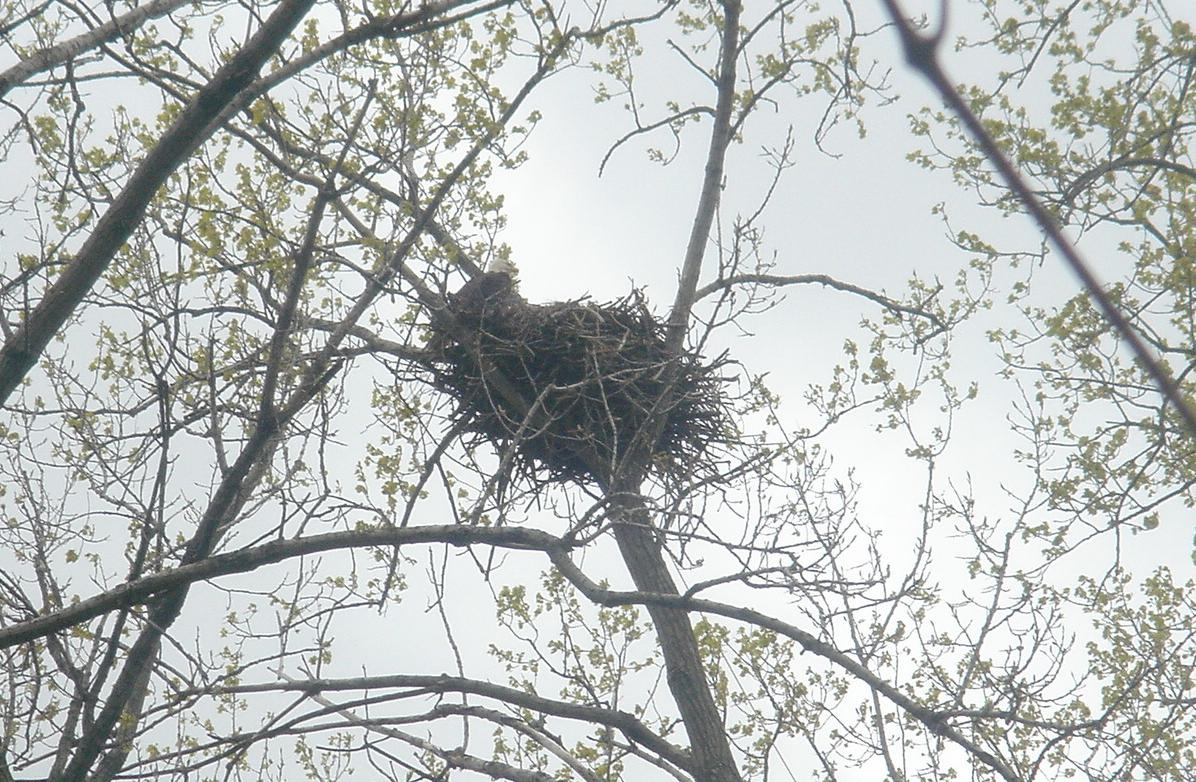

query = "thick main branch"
[[607, 4, 746, 782]]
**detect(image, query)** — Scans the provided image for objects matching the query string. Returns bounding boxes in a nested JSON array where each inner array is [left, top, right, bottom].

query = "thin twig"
[[696, 271, 945, 334]]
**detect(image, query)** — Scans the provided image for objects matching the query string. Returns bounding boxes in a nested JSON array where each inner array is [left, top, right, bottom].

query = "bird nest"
[[431, 290, 734, 488]]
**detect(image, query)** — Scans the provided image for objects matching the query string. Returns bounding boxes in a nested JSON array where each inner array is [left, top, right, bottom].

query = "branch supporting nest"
[[430, 290, 734, 488]]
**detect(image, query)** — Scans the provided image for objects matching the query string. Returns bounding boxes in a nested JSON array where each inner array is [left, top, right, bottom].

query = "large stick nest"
[[431, 289, 734, 488]]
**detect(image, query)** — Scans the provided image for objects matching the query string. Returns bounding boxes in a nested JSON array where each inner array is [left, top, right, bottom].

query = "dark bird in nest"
[[426, 257, 522, 355], [449, 257, 521, 319]]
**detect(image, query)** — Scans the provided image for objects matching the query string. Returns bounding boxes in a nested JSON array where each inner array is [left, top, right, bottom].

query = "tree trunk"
[[610, 487, 743, 782]]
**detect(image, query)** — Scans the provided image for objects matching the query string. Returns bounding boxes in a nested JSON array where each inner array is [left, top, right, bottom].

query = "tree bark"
[[602, 3, 746, 779], [610, 488, 744, 782]]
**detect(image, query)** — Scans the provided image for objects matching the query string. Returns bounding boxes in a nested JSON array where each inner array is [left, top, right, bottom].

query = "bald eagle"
[[449, 257, 522, 321], [426, 258, 523, 355]]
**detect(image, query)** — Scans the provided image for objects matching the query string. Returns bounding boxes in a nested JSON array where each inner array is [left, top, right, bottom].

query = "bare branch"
[[665, 1, 742, 353], [0, 0, 196, 98], [599, 106, 714, 176], [696, 271, 946, 333], [546, 549, 1022, 782], [196, 672, 693, 773], [0, 526, 569, 649]]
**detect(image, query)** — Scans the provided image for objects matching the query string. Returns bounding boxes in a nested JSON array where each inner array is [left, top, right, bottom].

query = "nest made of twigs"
[[430, 289, 733, 488]]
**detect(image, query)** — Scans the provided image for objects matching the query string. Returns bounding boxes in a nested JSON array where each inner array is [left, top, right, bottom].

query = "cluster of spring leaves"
[[2, 0, 1196, 780], [2, 1, 555, 777], [907, 3, 1196, 778], [912, 2, 1196, 533]]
